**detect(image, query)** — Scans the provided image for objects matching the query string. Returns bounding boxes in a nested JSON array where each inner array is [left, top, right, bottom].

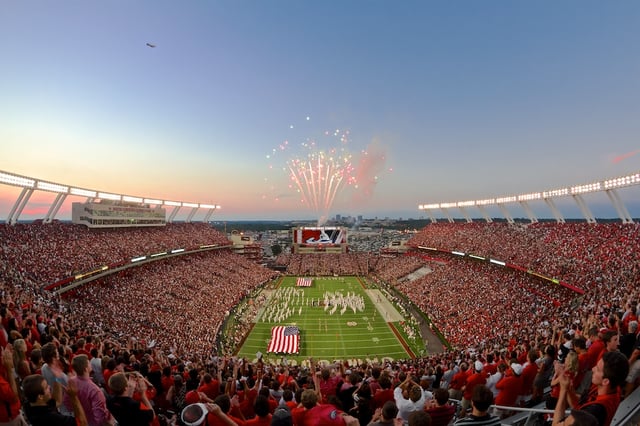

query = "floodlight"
[[489, 259, 506, 266], [37, 181, 68, 193], [604, 173, 640, 189], [517, 192, 541, 201], [496, 196, 517, 204], [440, 202, 457, 209], [457, 200, 475, 207], [182, 202, 198, 208], [200, 204, 217, 209], [70, 188, 97, 197], [144, 198, 162, 205], [164, 201, 181, 207], [543, 188, 569, 198], [571, 182, 601, 194], [122, 195, 143, 203], [476, 199, 495, 206], [98, 192, 121, 201], [170, 248, 185, 254], [131, 256, 147, 263], [451, 251, 465, 256], [0, 172, 35, 187]]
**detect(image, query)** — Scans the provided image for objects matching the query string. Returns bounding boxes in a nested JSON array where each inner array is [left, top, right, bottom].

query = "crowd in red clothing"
[[1, 220, 639, 425]]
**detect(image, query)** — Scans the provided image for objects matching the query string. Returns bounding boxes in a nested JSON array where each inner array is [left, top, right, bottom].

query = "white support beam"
[[186, 207, 198, 223], [459, 206, 472, 223], [476, 205, 493, 223], [9, 188, 34, 225], [7, 188, 28, 225], [50, 193, 68, 222], [572, 194, 596, 223], [543, 197, 565, 223], [203, 209, 215, 223], [44, 193, 68, 223], [606, 189, 634, 224], [167, 206, 181, 223], [441, 208, 454, 223], [497, 204, 514, 224], [519, 200, 538, 223]]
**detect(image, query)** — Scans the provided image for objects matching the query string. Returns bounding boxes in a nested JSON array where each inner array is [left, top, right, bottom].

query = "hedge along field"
[[236, 276, 416, 365]]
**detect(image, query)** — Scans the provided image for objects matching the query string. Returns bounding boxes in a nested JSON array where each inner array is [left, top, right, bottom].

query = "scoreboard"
[[291, 226, 348, 254]]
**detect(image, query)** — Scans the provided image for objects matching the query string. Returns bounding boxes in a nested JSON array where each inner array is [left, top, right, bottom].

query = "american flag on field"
[[296, 277, 313, 287], [267, 326, 300, 354]]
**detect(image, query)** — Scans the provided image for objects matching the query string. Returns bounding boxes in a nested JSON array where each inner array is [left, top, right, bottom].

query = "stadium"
[[1, 169, 639, 426]]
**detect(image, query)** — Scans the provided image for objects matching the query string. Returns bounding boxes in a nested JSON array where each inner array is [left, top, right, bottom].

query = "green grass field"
[[236, 276, 418, 364]]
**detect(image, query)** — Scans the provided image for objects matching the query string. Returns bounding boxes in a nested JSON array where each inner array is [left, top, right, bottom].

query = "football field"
[[236, 276, 415, 364]]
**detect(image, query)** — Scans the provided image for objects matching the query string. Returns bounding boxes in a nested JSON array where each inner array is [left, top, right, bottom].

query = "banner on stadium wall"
[[267, 326, 300, 354]]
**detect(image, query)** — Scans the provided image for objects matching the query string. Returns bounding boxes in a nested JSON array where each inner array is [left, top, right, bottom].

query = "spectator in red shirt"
[[425, 388, 455, 426], [198, 373, 220, 401], [448, 362, 468, 401], [460, 361, 486, 416], [494, 363, 523, 418]]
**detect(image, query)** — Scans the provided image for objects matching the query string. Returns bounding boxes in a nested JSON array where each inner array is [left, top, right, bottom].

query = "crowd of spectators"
[[0, 221, 231, 287], [1, 220, 639, 425], [63, 250, 278, 361], [407, 222, 638, 306], [0, 222, 277, 361], [276, 253, 371, 276], [401, 222, 639, 349]]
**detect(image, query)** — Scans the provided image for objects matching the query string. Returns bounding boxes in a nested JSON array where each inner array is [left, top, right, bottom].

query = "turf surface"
[[236, 276, 415, 364]]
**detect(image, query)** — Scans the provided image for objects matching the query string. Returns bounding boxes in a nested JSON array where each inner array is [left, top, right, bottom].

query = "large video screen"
[[293, 227, 347, 245]]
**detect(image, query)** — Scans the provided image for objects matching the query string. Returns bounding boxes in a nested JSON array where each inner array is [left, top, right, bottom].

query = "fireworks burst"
[[287, 148, 356, 222], [264, 118, 389, 225]]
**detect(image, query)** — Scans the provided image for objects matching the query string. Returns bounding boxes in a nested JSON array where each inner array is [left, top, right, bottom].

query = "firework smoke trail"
[[325, 159, 347, 217], [323, 158, 333, 214], [612, 149, 640, 163], [287, 161, 311, 208], [310, 154, 321, 212], [305, 156, 319, 212]]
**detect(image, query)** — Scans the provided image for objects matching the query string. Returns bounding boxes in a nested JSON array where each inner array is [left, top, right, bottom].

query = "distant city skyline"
[[1, 2, 639, 222]]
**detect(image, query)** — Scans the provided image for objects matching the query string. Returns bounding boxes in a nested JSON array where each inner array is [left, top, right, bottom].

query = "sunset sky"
[[1, 1, 639, 222]]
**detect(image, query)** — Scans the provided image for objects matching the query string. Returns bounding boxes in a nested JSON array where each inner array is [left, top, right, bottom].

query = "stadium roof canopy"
[[0, 169, 221, 224], [418, 171, 639, 224]]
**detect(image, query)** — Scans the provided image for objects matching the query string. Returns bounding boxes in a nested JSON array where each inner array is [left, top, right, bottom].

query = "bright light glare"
[[122, 196, 143, 203], [37, 181, 68, 193], [0, 172, 35, 187], [70, 188, 97, 197], [98, 192, 121, 201]]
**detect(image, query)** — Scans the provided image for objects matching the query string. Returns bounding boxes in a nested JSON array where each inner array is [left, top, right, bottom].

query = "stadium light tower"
[[0, 169, 222, 225], [418, 171, 640, 224]]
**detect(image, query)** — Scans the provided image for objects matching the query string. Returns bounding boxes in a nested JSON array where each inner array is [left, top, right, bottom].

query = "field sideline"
[[235, 276, 420, 364]]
